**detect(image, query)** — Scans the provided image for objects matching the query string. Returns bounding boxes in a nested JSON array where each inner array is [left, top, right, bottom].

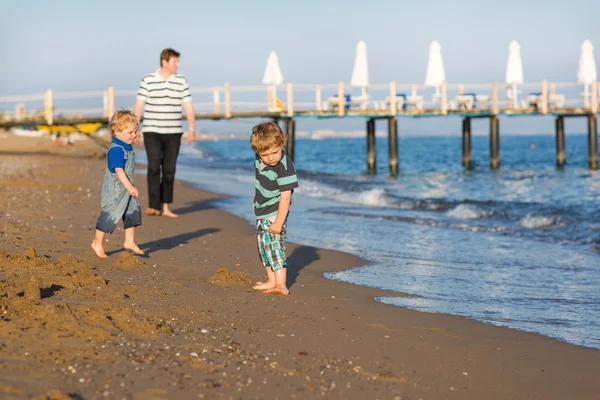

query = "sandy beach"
[[0, 131, 599, 400]]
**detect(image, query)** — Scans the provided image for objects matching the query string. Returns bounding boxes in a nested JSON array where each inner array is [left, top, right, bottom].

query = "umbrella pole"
[[272, 85, 277, 109], [584, 84, 590, 108], [512, 83, 518, 110]]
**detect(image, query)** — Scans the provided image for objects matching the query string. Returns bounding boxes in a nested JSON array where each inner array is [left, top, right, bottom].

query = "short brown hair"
[[109, 109, 139, 135], [250, 122, 286, 154], [160, 48, 180, 67]]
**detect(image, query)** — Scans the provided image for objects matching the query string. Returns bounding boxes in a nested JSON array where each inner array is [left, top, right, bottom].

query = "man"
[[134, 48, 195, 218]]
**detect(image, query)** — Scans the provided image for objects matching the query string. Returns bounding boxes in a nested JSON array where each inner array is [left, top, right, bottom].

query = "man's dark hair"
[[160, 48, 180, 67]]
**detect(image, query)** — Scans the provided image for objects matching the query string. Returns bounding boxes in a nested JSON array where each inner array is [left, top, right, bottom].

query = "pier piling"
[[462, 117, 472, 168], [588, 114, 598, 170], [367, 118, 376, 174], [490, 116, 500, 169], [213, 87, 220, 113], [15, 103, 24, 121], [224, 83, 231, 118], [286, 118, 296, 162], [43, 89, 53, 125], [388, 117, 398, 176], [555, 116, 566, 168], [107, 87, 114, 119]]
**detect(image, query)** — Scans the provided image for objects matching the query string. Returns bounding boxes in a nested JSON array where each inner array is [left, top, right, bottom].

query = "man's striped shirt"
[[136, 70, 192, 134], [254, 153, 299, 220]]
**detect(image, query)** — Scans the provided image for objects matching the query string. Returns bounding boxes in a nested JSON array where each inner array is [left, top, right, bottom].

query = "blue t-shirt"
[[107, 137, 133, 173]]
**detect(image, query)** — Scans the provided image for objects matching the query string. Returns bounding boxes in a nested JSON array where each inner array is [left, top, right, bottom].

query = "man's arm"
[[268, 190, 291, 234], [133, 99, 145, 122], [183, 102, 196, 144]]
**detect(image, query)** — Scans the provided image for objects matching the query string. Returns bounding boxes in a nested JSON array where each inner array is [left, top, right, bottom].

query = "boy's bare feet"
[[161, 209, 179, 219], [123, 242, 145, 255], [263, 286, 289, 295], [91, 241, 108, 259], [252, 281, 275, 290]]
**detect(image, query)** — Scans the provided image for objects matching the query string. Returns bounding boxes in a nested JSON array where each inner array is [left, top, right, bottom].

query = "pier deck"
[[1, 80, 598, 174]]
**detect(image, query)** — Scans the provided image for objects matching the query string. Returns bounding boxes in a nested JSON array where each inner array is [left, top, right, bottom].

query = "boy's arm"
[[268, 190, 291, 234], [115, 168, 139, 198]]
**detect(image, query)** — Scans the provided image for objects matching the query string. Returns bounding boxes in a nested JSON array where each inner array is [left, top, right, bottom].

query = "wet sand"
[[0, 131, 599, 400]]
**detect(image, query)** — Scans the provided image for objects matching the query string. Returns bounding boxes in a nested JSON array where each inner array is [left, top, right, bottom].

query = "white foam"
[[519, 214, 557, 229], [11, 128, 46, 137], [233, 174, 254, 184], [296, 180, 389, 207], [179, 143, 210, 160], [446, 204, 491, 220]]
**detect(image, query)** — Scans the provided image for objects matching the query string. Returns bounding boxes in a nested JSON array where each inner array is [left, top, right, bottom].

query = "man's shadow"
[[107, 227, 219, 257], [172, 199, 218, 216], [286, 246, 320, 289]]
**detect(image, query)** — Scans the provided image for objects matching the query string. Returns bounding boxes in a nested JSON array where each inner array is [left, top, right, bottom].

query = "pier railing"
[[0, 80, 598, 126]]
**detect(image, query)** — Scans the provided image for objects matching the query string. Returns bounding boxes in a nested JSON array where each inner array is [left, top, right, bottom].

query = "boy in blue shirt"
[[250, 122, 299, 295], [91, 110, 144, 258]]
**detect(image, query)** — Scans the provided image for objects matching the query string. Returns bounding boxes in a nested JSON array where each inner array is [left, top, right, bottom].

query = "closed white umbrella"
[[425, 40, 446, 97], [506, 40, 524, 108], [578, 40, 597, 107], [262, 51, 283, 107], [351, 40, 369, 97]]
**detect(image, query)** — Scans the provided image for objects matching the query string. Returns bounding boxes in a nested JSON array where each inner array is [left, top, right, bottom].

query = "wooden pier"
[[1, 80, 599, 175]]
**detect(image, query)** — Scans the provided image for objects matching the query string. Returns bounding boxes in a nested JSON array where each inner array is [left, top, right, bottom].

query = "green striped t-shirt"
[[254, 152, 299, 220]]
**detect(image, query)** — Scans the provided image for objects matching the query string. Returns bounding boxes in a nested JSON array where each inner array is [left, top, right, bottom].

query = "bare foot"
[[145, 208, 161, 216], [161, 210, 179, 219], [123, 242, 145, 255], [263, 286, 289, 295], [253, 281, 275, 290], [91, 241, 108, 259]]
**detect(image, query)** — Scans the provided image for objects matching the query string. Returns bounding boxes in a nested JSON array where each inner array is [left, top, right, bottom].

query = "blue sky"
[[1, 0, 599, 134]]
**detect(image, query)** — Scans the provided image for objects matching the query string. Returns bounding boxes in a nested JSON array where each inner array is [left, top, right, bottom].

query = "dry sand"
[[0, 131, 599, 399]]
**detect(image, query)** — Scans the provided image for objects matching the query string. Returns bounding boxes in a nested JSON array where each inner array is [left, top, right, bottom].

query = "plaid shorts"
[[256, 219, 288, 272]]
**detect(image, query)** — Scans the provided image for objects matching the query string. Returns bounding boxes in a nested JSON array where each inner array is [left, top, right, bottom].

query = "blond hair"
[[109, 109, 139, 135], [250, 122, 286, 154]]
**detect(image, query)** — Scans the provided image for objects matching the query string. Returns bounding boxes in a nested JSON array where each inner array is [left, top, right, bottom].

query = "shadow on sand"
[[172, 199, 219, 216], [286, 246, 320, 289], [107, 227, 220, 257]]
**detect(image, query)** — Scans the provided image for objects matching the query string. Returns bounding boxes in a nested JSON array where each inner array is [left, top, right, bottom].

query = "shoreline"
[[0, 133, 599, 399], [165, 143, 600, 350]]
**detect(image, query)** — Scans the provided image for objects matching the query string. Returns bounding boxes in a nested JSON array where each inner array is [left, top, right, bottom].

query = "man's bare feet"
[[123, 242, 145, 255], [145, 208, 161, 216], [161, 209, 179, 219], [263, 286, 289, 295], [91, 241, 108, 259], [253, 281, 275, 290]]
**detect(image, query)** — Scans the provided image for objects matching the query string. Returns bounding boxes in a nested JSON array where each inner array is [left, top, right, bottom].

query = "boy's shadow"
[[107, 228, 219, 257], [172, 199, 217, 216], [286, 246, 320, 289]]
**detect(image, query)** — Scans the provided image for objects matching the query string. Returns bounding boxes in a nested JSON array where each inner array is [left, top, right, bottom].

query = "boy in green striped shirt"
[[250, 122, 299, 295]]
